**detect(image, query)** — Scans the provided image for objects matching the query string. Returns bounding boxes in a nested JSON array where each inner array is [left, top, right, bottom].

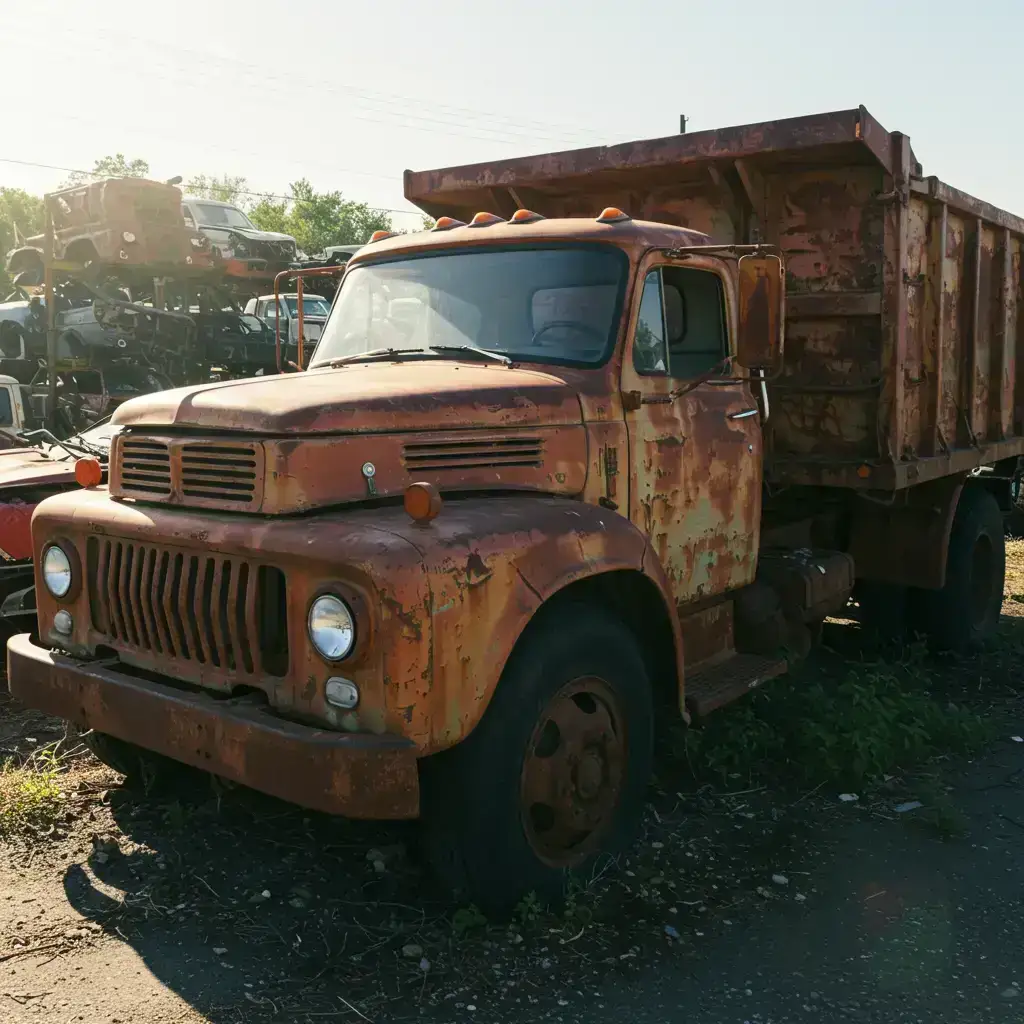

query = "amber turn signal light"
[[432, 216, 466, 230], [404, 482, 443, 524], [368, 230, 396, 243], [510, 209, 544, 223], [596, 207, 631, 223], [469, 211, 503, 227], [74, 457, 102, 488]]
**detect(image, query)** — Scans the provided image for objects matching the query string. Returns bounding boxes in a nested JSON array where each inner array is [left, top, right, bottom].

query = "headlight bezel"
[[307, 593, 357, 662], [41, 541, 80, 600]]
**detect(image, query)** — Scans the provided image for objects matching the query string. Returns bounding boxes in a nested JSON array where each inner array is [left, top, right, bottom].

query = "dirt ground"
[[2, 546, 1024, 1023]]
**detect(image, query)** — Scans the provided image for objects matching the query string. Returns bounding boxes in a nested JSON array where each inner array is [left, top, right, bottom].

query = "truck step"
[[685, 653, 788, 718]]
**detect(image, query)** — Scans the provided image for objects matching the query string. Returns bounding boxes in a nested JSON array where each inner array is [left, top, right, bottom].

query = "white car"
[[243, 293, 332, 349]]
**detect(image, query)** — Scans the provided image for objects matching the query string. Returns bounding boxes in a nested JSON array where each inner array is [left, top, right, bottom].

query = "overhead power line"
[[0, 157, 425, 218], [37, 24, 611, 146]]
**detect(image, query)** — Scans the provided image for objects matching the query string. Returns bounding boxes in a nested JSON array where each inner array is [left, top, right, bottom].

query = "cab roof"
[[348, 216, 709, 267]]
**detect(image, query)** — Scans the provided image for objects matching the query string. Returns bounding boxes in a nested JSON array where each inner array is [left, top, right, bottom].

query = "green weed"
[[0, 745, 65, 836], [513, 891, 543, 928], [451, 904, 487, 936], [686, 655, 991, 789]]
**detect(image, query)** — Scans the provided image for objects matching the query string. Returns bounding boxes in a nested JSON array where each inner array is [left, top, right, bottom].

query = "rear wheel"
[[419, 606, 653, 916], [914, 488, 1005, 652]]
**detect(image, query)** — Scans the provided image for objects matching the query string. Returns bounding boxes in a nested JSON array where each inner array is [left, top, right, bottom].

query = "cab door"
[[621, 256, 763, 607]]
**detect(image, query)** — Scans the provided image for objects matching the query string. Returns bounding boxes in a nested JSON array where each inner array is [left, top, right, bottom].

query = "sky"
[[4, 0, 1023, 232]]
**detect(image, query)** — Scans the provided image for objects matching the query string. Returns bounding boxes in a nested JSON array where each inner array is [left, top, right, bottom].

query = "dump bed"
[[405, 107, 1024, 491]]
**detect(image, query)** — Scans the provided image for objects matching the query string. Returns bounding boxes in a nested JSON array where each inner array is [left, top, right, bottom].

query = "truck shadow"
[[57, 612, 1024, 1021]]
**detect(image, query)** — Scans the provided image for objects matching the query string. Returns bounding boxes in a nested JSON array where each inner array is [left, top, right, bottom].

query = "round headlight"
[[308, 595, 355, 661], [42, 545, 72, 598]]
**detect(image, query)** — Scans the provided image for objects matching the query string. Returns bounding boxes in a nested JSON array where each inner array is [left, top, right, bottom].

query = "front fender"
[[380, 495, 682, 751]]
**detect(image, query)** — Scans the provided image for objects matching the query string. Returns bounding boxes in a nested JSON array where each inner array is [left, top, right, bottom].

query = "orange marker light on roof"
[[469, 211, 504, 227], [369, 230, 396, 243], [404, 481, 443, 524], [74, 457, 102, 488], [510, 209, 544, 223], [596, 207, 631, 223], [432, 216, 466, 230]]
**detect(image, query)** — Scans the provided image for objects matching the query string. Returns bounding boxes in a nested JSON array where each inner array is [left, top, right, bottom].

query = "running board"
[[684, 653, 788, 718]]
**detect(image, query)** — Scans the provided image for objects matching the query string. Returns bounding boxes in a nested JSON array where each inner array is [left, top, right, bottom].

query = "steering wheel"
[[530, 320, 605, 348]]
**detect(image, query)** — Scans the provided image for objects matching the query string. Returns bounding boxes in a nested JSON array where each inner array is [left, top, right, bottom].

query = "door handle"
[[728, 408, 759, 420]]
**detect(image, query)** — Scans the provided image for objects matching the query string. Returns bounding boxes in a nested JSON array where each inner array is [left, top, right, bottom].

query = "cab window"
[[0, 389, 13, 427], [632, 266, 727, 378]]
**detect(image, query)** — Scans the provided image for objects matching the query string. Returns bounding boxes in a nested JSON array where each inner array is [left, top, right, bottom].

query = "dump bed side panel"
[[406, 108, 1024, 490]]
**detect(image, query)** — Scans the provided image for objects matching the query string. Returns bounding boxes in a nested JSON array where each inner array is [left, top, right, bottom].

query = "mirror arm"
[[758, 370, 770, 424], [660, 242, 784, 261]]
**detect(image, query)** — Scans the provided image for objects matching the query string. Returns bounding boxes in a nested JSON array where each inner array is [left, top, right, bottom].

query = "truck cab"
[[9, 106, 1021, 914]]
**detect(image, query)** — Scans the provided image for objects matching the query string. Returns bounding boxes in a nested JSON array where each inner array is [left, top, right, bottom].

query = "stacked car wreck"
[[7, 106, 1024, 912], [2, 176, 341, 436]]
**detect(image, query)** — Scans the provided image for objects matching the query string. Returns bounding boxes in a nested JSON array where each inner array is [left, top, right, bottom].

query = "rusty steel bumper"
[[6, 635, 420, 819]]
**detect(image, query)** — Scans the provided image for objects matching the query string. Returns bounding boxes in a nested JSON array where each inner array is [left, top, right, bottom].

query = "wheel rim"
[[519, 676, 626, 867], [969, 533, 995, 628]]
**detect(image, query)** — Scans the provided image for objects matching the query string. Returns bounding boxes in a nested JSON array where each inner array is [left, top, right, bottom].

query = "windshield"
[[194, 203, 255, 230], [285, 297, 331, 318], [310, 246, 627, 369], [239, 314, 266, 333]]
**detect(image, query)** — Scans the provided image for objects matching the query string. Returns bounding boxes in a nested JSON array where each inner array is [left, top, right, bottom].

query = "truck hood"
[[0, 447, 77, 490], [110, 361, 583, 435]]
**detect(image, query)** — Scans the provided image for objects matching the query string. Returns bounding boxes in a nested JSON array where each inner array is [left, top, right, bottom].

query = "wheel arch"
[[508, 567, 684, 723], [63, 238, 100, 265], [414, 497, 686, 752]]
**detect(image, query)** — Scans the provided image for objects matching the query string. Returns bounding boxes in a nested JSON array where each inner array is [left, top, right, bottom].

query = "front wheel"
[[80, 731, 203, 794], [419, 606, 653, 916]]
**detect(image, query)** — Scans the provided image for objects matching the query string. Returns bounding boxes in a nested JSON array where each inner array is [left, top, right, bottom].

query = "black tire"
[[915, 487, 1005, 652], [419, 605, 654, 917], [80, 731, 200, 793]]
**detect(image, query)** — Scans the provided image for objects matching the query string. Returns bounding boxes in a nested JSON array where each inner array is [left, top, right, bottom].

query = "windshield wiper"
[[427, 345, 512, 366], [329, 347, 430, 367], [328, 344, 512, 369]]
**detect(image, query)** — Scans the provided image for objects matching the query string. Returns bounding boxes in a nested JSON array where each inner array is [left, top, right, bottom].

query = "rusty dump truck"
[[8, 106, 1024, 910]]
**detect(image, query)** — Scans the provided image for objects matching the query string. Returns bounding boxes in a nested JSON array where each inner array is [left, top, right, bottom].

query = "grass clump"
[[686, 655, 991, 789], [0, 745, 65, 836]]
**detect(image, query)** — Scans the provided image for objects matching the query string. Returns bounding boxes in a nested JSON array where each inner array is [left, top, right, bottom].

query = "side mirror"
[[736, 253, 784, 373]]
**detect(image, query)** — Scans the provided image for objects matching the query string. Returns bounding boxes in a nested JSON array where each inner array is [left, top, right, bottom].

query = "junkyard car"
[[182, 199, 297, 277]]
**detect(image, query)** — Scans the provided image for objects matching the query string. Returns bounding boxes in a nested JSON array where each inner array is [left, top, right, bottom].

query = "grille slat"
[[244, 570, 263, 676], [180, 443, 258, 505], [87, 538, 286, 680], [119, 439, 171, 497], [116, 437, 260, 508], [402, 437, 544, 471]]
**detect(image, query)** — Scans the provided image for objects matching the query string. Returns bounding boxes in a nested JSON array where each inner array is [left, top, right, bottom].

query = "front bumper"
[[6, 634, 420, 819]]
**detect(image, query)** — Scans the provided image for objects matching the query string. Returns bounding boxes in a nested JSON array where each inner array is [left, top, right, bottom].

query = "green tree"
[[0, 188, 45, 296], [62, 154, 150, 187], [184, 174, 250, 207], [247, 195, 290, 235], [248, 178, 391, 254]]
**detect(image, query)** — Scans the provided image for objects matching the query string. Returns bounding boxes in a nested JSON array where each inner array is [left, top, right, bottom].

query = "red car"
[[0, 422, 121, 633]]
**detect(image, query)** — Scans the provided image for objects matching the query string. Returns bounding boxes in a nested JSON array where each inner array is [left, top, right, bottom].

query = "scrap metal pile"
[[1, 176, 350, 437]]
